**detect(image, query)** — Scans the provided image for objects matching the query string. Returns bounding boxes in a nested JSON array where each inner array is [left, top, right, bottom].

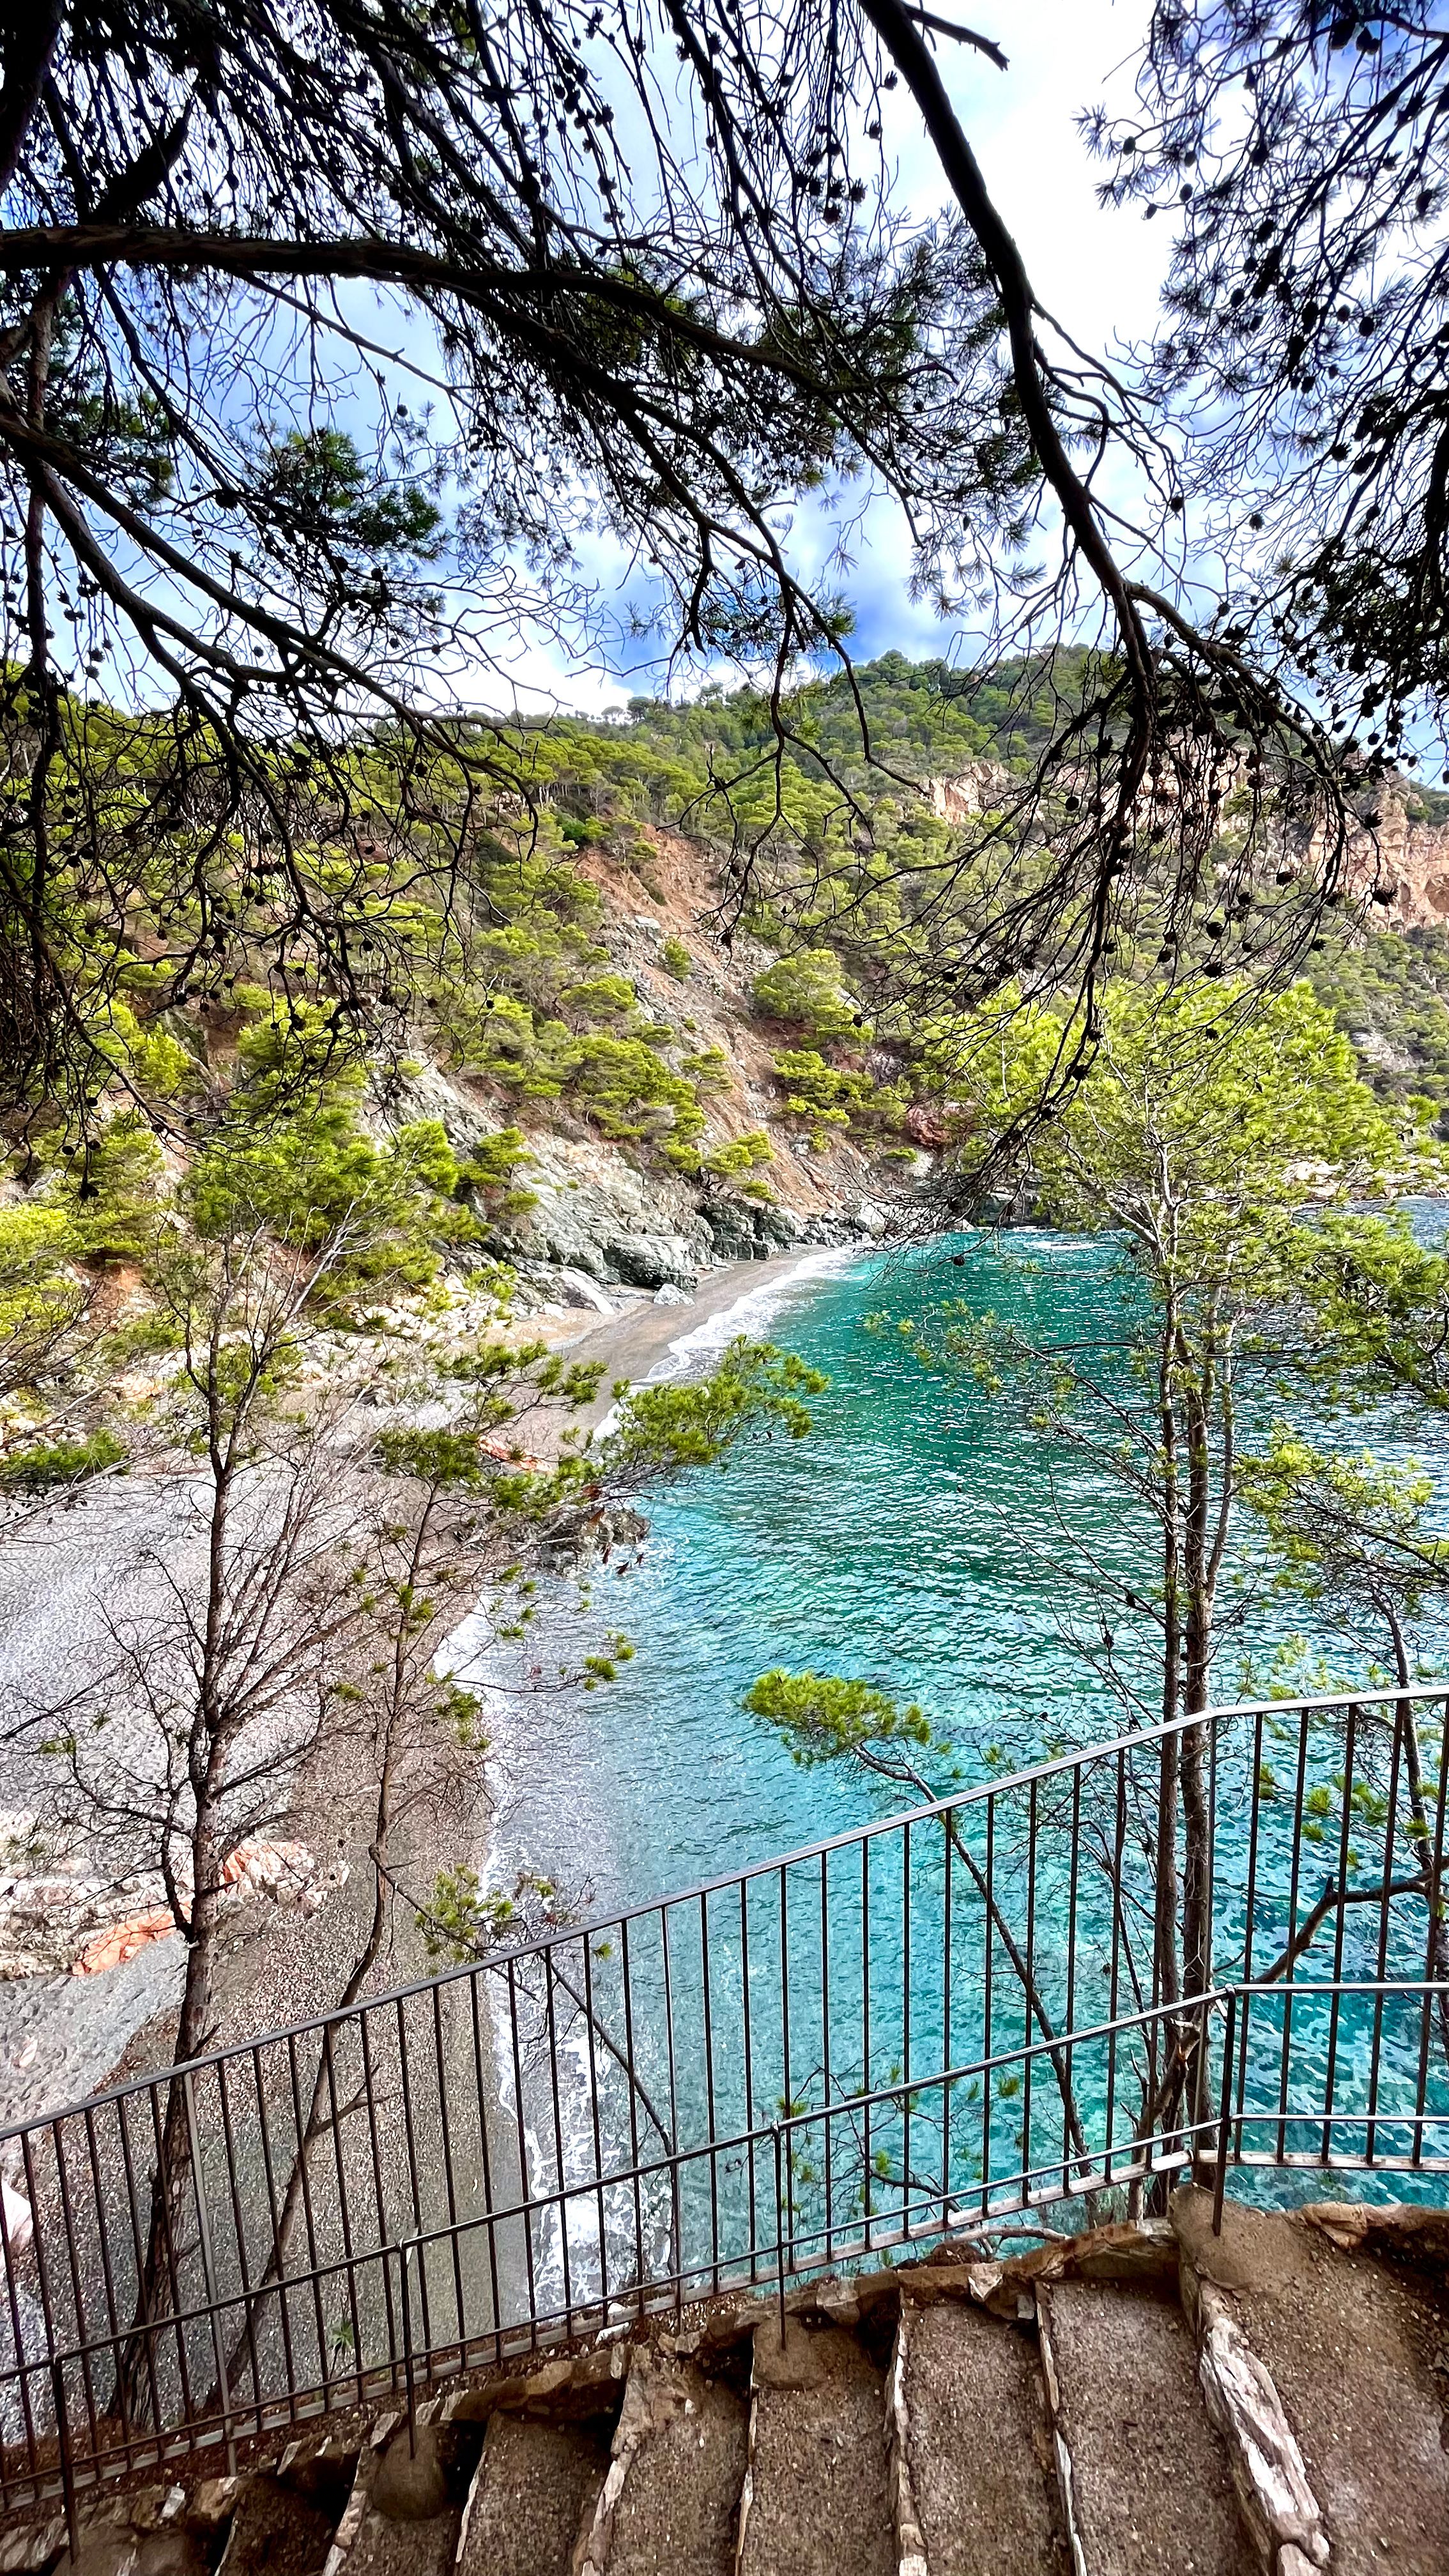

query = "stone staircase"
[[5, 2191, 1449, 2576]]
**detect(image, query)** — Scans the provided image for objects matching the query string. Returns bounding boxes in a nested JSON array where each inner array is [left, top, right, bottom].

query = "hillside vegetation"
[[6, 652, 1449, 1485]]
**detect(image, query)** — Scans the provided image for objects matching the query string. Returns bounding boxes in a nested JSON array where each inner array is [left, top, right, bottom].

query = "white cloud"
[[465, 2, 1167, 709]]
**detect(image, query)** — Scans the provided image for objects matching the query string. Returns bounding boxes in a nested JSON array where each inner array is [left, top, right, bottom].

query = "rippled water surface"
[[477, 1230, 1338, 1910]]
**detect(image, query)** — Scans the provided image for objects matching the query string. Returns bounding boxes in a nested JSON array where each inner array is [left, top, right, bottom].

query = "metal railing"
[[2, 1683, 1446, 2518]]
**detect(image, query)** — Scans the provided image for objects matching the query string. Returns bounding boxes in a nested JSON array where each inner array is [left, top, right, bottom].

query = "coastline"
[[0, 1248, 865, 2133], [557, 1242, 868, 1439]]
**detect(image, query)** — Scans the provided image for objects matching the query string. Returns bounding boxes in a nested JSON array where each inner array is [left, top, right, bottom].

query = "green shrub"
[[571, 1035, 707, 1143], [702, 1131, 774, 1193], [753, 948, 864, 1043], [659, 935, 692, 981], [456, 1126, 537, 1218], [2, 1429, 125, 1492]]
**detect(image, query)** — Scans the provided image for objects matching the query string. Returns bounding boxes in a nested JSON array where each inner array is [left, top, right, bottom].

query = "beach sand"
[[554, 1250, 839, 1436]]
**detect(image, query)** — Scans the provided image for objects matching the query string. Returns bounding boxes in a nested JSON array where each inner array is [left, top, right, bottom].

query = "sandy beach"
[[555, 1249, 824, 1435]]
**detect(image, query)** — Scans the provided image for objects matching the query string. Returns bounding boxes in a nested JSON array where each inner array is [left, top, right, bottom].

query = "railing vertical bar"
[[504, 1960, 539, 2344], [1237, 1709, 1265, 2133], [818, 1853, 831, 2269], [1064, 1761, 1081, 2195], [213, 2054, 264, 2435], [251, 2043, 298, 2420], [137, 2083, 199, 2425], [901, 1820, 912, 2239], [1366, 1706, 1406, 2165], [321, 2025, 365, 2403], [981, 1795, 995, 2215], [1105, 1750, 1125, 2181], [430, 1981, 466, 2371], [541, 1949, 573, 2330], [740, 1878, 757, 2283], [1322, 1701, 1358, 2163], [618, 1919, 644, 2324], [660, 1905, 681, 2317], [771, 2124, 786, 2345], [82, 2103, 126, 2451], [51, 2356, 77, 2561], [1213, 1991, 1236, 2238], [1022, 1781, 1037, 2189], [284, 2030, 329, 2400], [465, 1973, 503, 2370], [394, 1999, 433, 2361], [861, 1839, 872, 2255], [0, 2129, 42, 2480], [398, 2239, 416, 2455], [1208, 1717, 1219, 1994], [779, 1869, 791, 2142], [1275, 1706, 1315, 2161], [581, 1928, 610, 2322], [942, 1811, 954, 2231], [49, 2117, 98, 2462], [697, 1895, 718, 2294], [181, 2069, 233, 2473], [358, 2014, 399, 2373]]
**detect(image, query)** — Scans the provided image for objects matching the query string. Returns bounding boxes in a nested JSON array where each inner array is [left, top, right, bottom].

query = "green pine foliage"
[[1309, 928, 1449, 1133]]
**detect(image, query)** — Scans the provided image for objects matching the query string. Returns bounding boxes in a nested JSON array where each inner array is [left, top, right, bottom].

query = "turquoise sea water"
[[479, 1229, 1360, 1910], [452, 1229, 1449, 2290]]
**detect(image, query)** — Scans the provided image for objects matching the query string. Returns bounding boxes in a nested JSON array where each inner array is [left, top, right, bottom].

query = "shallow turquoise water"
[[459, 1230, 1449, 2278], [482, 1229, 1321, 1910]]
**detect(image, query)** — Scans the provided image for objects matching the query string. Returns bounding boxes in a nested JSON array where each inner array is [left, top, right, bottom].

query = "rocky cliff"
[[379, 818, 918, 1320]]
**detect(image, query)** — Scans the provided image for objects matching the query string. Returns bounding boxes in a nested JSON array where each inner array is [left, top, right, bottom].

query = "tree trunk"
[[115, 1859, 224, 2427]]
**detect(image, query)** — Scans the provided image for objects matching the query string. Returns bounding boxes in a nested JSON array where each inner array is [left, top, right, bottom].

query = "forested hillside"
[[8, 649, 1449, 1394]]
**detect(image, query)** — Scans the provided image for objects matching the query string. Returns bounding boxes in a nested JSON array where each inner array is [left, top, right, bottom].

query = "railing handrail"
[[14, 1976, 1448, 2404], [5, 1679, 1442, 2144], [2, 1679, 1446, 2524]]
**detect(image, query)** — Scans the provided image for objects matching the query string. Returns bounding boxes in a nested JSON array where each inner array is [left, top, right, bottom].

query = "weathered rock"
[[1194, 2284, 1328, 2572], [552, 1268, 619, 1314], [752, 1202, 798, 1250], [698, 1198, 758, 1259], [536, 1502, 650, 1572], [604, 1234, 699, 1290], [367, 2429, 451, 2524]]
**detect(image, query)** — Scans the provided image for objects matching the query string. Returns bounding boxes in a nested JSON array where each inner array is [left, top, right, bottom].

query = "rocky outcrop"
[[603, 1234, 701, 1291], [536, 1501, 650, 1574]]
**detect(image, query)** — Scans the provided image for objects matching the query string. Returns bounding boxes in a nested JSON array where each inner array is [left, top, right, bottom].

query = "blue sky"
[[496, 0, 1166, 716]]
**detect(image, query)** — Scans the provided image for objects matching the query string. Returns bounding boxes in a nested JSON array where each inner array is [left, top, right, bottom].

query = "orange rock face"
[[73, 1906, 176, 1976]]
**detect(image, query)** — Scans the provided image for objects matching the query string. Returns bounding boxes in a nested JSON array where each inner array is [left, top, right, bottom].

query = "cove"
[[473, 1227, 1374, 1916], [454, 1229, 1449, 2269]]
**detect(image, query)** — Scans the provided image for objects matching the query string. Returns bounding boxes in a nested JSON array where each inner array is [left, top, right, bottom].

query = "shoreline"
[[557, 1243, 868, 1439], [0, 1248, 866, 2130]]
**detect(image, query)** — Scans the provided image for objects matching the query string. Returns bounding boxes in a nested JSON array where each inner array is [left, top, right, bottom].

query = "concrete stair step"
[[323, 2420, 482, 2576], [889, 2289, 1067, 2576], [737, 2319, 894, 2576], [1176, 2186, 1449, 2576], [455, 2414, 611, 2576], [574, 2347, 747, 2576], [214, 2474, 342, 2576], [1038, 2281, 1254, 2576]]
